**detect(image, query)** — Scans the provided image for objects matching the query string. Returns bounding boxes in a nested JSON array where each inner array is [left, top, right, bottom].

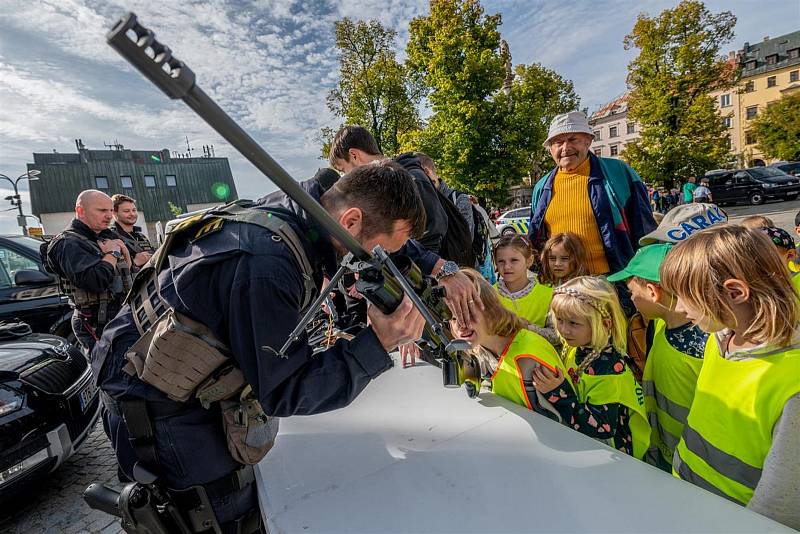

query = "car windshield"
[[5, 236, 47, 253], [749, 167, 788, 179]]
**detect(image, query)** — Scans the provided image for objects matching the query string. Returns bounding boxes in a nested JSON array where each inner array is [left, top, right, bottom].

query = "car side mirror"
[[15, 269, 55, 286]]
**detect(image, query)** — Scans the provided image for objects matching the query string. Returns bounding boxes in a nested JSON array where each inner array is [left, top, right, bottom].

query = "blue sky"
[[0, 0, 798, 234]]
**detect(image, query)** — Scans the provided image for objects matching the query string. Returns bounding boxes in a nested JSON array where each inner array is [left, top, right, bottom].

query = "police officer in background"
[[110, 193, 155, 269], [45, 190, 133, 352], [91, 162, 479, 533]]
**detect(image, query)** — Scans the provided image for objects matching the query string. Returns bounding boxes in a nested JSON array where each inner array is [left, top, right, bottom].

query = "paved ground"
[[725, 197, 800, 235], [0, 425, 124, 534], [2, 198, 798, 534]]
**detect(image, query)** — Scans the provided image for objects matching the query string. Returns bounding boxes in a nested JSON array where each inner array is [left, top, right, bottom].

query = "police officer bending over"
[[46, 190, 133, 352], [92, 162, 479, 533], [111, 194, 155, 270]]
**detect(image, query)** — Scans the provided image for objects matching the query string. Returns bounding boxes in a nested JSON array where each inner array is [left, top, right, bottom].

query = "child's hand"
[[532, 366, 564, 394]]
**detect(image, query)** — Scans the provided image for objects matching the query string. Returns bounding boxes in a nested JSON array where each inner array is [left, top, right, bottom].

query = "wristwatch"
[[105, 250, 123, 260], [434, 260, 459, 282]]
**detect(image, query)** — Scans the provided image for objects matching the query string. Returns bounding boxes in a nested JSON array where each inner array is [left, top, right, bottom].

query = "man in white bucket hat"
[[528, 111, 655, 288]]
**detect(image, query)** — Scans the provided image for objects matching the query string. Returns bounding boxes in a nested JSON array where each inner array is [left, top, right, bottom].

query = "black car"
[[771, 161, 800, 177], [0, 322, 100, 497], [0, 235, 73, 342], [705, 167, 800, 206]]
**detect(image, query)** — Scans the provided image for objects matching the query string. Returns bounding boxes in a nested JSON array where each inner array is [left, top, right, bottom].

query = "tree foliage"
[[324, 18, 420, 157], [623, 0, 737, 184], [405, 0, 506, 200], [751, 93, 800, 161], [501, 63, 580, 184], [323, 1, 580, 205], [402, 0, 579, 205]]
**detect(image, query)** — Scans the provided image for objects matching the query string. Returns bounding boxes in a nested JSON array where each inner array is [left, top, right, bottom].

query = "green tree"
[[751, 93, 800, 161], [622, 0, 737, 184], [324, 18, 421, 157], [500, 63, 580, 183], [405, 0, 507, 202], [168, 202, 183, 217]]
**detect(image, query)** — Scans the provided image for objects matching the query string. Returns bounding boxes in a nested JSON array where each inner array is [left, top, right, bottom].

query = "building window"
[[745, 80, 755, 92], [594, 148, 602, 156], [610, 145, 619, 157], [719, 93, 731, 107], [609, 126, 618, 138], [791, 70, 799, 83], [767, 76, 777, 87], [765, 54, 777, 65], [789, 48, 800, 59], [144, 175, 156, 188], [746, 106, 758, 120], [745, 131, 755, 145], [95, 176, 109, 190], [121, 176, 133, 189], [593, 130, 601, 140], [723, 116, 732, 128], [626, 123, 635, 134], [746, 60, 757, 70], [166, 175, 177, 187]]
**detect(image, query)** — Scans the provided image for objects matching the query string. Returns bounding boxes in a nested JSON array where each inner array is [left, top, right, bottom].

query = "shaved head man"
[[76, 189, 114, 233], [44, 190, 132, 352]]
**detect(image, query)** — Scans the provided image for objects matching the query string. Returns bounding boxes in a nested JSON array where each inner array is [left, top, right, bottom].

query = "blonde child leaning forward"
[[660, 225, 800, 530], [533, 276, 650, 459]]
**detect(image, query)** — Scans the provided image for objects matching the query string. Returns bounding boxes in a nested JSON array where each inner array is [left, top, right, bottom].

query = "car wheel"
[[786, 194, 798, 201], [501, 227, 517, 236], [749, 191, 765, 206]]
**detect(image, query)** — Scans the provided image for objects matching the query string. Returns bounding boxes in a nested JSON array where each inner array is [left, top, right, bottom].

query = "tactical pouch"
[[124, 310, 229, 403], [220, 386, 279, 465]]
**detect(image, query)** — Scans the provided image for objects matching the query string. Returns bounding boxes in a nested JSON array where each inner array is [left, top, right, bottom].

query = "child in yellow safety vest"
[[607, 243, 708, 471], [537, 232, 589, 288], [452, 269, 572, 421], [493, 235, 558, 344], [660, 225, 800, 530], [533, 276, 650, 459]]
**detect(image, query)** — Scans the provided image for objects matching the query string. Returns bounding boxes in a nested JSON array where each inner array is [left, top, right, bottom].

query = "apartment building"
[[587, 93, 640, 159], [713, 31, 800, 165]]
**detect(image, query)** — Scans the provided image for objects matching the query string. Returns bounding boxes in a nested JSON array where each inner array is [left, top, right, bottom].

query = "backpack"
[[436, 188, 475, 267], [450, 190, 490, 267]]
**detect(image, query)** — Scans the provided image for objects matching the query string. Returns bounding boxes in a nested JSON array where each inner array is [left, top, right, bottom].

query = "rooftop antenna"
[[185, 135, 195, 158]]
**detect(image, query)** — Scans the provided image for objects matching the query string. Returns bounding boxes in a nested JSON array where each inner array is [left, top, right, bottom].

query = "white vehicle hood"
[[257, 357, 790, 533]]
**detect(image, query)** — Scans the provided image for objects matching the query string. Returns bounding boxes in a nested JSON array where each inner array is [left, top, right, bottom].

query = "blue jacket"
[[528, 153, 656, 274]]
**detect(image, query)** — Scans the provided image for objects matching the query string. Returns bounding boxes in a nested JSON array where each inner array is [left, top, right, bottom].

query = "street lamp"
[[0, 170, 41, 236]]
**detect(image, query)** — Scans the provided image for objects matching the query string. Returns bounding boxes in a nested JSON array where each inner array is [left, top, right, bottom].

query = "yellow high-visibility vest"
[[564, 347, 651, 459], [491, 329, 562, 410], [673, 337, 800, 504], [642, 319, 704, 465], [494, 281, 554, 327]]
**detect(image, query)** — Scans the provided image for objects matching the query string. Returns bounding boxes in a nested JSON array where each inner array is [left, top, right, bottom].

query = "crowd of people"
[[44, 110, 798, 532], [433, 111, 798, 530]]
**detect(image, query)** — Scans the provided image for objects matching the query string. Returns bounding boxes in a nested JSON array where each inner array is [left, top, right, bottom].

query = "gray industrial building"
[[27, 141, 238, 238]]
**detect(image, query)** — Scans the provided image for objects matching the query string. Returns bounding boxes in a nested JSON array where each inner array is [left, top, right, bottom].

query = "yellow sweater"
[[543, 158, 610, 274]]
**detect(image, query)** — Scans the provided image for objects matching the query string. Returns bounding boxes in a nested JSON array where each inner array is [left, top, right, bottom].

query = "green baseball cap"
[[607, 243, 673, 283]]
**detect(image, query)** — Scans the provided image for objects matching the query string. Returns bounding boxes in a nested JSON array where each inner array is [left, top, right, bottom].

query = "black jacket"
[[393, 152, 448, 254], [92, 178, 434, 487], [47, 219, 118, 294], [111, 222, 154, 258]]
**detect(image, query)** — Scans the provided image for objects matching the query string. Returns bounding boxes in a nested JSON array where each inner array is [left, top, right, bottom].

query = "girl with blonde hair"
[[532, 276, 650, 459], [451, 269, 571, 420], [660, 225, 800, 529]]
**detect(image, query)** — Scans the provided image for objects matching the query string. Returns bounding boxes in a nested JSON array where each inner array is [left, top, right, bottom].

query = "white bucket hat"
[[543, 111, 595, 147]]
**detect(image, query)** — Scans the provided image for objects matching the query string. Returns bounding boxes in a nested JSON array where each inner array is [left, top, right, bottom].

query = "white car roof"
[[256, 359, 789, 533]]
